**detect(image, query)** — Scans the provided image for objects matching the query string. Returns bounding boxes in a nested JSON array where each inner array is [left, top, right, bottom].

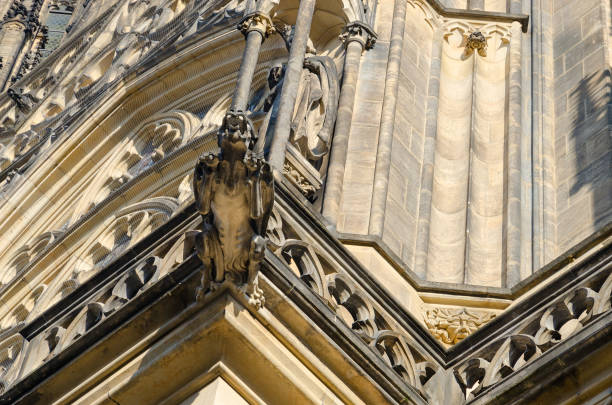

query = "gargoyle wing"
[[193, 153, 219, 216]]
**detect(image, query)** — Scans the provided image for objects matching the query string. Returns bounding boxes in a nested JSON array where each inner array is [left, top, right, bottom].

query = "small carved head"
[[466, 32, 487, 57], [217, 110, 256, 160]]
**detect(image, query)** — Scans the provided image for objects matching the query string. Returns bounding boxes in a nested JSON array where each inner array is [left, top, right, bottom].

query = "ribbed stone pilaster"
[[368, 0, 406, 237], [506, 22, 523, 286], [414, 28, 443, 279], [427, 31, 474, 284], [323, 22, 376, 228]]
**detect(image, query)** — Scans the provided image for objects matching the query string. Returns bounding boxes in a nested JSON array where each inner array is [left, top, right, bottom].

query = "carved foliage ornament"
[[192, 111, 274, 309], [237, 12, 275, 38], [424, 307, 496, 345]]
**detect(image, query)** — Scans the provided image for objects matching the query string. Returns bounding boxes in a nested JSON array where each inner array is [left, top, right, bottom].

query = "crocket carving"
[[192, 110, 274, 308]]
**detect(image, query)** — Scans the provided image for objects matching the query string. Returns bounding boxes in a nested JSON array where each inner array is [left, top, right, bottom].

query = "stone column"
[[267, 0, 317, 173], [368, 0, 406, 237], [414, 27, 443, 279], [230, 13, 275, 111], [466, 33, 507, 286], [506, 22, 522, 286], [426, 30, 475, 284], [322, 22, 376, 227]]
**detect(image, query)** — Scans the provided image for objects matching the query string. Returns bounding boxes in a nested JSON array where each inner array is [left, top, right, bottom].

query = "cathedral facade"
[[0, 0, 609, 403]]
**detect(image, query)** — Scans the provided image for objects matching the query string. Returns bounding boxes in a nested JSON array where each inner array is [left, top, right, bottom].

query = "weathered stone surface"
[[0, 0, 608, 403]]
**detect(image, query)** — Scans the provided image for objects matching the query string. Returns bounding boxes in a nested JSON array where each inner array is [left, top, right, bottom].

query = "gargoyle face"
[[217, 111, 256, 161]]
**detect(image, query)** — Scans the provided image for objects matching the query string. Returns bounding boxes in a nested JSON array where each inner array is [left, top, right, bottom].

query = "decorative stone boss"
[[191, 110, 274, 309]]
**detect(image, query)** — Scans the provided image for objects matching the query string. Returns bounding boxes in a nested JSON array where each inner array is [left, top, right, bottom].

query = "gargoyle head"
[[466, 31, 487, 57], [217, 110, 256, 162]]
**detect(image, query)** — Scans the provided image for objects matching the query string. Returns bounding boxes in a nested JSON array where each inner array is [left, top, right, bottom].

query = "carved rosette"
[[192, 110, 274, 309], [339, 21, 377, 50], [424, 307, 496, 345], [238, 12, 275, 39], [465, 31, 487, 56]]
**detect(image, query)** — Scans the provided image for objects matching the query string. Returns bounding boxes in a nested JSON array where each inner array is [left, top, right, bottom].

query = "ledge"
[[337, 221, 612, 301]]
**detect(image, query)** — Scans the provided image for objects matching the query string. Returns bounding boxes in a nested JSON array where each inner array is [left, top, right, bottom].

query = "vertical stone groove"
[[414, 28, 443, 278], [322, 39, 364, 227], [368, 0, 407, 237]]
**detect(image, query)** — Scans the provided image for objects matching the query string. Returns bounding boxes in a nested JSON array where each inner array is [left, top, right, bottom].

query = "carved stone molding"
[[339, 21, 377, 50], [237, 12, 275, 39], [424, 307, 496, 345]]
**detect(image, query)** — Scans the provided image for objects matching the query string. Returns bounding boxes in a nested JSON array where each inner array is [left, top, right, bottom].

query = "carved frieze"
[[2, 1, 28, 24], [282, 161, 317, 198], [424, 307, 496, 345]]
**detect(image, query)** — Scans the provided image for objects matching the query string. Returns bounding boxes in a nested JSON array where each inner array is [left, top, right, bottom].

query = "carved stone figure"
[[291, 56, 339, 164], [192, 110, 274, 309], [466, 31, 487, 56], [253, 25, 339, 168]]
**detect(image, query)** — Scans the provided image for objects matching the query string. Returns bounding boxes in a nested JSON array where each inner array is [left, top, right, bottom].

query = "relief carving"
[[197, 0, 247, 32], [465, 31, 487, 56], [192, 111, 274, 309], [424, 307, 496, 345], [282, 161, 316, 198]]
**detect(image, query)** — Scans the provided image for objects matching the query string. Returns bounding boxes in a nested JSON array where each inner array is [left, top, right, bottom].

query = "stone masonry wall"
[[336, 0, 393, 234], [381, 4, 433, 267], [552, 0, 611, 254]]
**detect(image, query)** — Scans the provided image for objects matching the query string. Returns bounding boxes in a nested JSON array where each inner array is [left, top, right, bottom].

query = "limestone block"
[[180, 378, 249, 405]]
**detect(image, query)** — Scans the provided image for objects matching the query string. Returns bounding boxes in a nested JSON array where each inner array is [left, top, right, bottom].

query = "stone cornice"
[[337, 222, 612, 300], [415, 0, 530, 32]]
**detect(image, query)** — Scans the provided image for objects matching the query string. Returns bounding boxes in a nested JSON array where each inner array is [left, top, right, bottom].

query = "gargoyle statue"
[[192, 110, 274, 309]]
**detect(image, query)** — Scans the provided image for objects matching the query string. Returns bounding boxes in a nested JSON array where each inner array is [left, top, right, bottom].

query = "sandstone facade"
[[0, 0, 609, 403]]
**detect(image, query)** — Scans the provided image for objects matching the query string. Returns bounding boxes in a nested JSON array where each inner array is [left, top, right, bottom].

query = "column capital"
[[238, 12, 275, 39], [339, 21, 377, 50]]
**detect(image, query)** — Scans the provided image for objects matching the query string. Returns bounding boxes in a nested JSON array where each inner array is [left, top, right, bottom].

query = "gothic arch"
[[69, 109, 202, 222]]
